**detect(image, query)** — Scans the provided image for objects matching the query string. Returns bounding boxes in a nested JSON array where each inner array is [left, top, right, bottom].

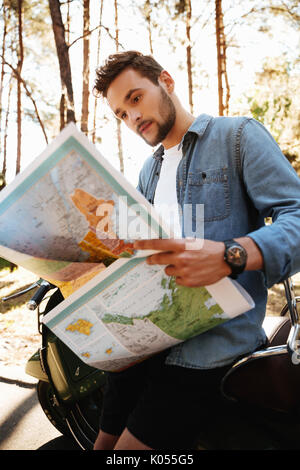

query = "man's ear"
[[158, 70, 175, 94]]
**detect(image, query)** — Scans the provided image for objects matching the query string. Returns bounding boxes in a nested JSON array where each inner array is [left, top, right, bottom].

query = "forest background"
[[1, 0, 299, 189]]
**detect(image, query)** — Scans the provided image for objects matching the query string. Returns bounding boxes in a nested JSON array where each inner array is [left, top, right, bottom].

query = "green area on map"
[[102, 277, 227, 340]]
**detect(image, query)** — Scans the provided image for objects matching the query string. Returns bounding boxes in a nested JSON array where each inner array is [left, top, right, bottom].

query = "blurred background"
[[0, 0, 299, 187]]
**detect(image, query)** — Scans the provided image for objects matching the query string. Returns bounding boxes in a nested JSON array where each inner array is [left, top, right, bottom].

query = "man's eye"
[[133, 95, 140, 103], [121, 112, 127, 120]]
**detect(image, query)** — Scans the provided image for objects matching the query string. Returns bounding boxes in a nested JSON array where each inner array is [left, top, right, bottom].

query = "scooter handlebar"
[[27, 280, 55, 310]]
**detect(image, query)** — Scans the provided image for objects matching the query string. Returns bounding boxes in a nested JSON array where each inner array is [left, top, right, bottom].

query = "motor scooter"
[[2, 280, 105, 449], [2, 277, 300, 450]]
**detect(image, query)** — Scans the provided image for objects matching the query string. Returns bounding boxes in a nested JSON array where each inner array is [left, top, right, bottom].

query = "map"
[[0, 126, 158, 297], [0, 123, 255, 371]]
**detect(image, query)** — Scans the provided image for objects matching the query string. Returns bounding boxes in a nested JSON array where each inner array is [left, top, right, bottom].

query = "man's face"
[[106, 68, 176, 147]]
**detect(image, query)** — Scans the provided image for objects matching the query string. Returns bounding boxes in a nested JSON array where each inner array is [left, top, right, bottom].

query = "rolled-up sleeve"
[[240, 118, 300, 287]]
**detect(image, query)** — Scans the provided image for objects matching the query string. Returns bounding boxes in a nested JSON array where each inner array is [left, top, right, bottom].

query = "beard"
[[138, 87, 176, 146]]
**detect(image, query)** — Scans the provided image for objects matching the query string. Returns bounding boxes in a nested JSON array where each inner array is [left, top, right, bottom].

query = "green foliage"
[[246, 56, 300, 172], [248, 99, 269, 124], [249, 95, 292, 140]]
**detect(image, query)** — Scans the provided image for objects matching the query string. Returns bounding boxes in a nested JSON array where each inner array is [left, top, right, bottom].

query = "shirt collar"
[[153, 144, 164, 162], [178, 114, 213, 151], [152, 114, 213, 160]]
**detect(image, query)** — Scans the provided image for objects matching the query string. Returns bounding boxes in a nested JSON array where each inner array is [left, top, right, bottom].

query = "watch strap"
[[224, 239, 247, 279]]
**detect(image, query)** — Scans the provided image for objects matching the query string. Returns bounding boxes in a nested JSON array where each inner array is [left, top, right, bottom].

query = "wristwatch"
[[223, 239, 247, 279]]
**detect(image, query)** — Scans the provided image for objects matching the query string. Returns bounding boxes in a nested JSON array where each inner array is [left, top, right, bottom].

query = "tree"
[[48, 0, 76, 128], [0, 0, 52, 180], [143, 0, 154, 54], [16, 0, 24, 175], [0, 1, 10, 164], [174, 0, 194, 114], [2, 74, 13, 179], [215, 0, 230, 116], [185, 0, 193, 114], [114, 0, 124, 174], [81, 0, 90, 134], [241, 0, 300, 29], [92, 0, 104, 144]]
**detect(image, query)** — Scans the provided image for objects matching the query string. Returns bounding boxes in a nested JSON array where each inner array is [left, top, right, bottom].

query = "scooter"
[[2, 276, 300, 450], [2, 280, 106, 450]]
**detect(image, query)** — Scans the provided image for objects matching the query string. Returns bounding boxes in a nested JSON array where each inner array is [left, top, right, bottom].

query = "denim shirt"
[[137, 114, 300, 369]]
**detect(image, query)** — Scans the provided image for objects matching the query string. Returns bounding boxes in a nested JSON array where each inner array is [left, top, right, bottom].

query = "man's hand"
[[133, 238, 232, 287]]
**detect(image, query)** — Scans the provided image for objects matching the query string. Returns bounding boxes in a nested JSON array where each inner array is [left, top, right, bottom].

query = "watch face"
[[227, 245, 247, 266]]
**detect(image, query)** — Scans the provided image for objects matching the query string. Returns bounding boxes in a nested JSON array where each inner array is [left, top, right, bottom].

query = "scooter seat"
[[263, 315, 290, 347], [221, 315, 300, 413]]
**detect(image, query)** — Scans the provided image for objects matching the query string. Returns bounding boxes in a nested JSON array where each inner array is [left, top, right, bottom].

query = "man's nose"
[[129, 109, 142, 125]]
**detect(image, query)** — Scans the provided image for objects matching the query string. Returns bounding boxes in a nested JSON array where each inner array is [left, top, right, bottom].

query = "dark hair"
[[94, 50, 164, 98]]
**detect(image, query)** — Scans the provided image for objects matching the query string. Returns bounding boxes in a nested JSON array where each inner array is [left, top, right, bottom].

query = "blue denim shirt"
[[137, 114, 300, 369]]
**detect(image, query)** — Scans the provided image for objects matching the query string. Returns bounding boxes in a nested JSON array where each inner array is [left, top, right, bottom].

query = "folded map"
[[0, 123, 255, 371]]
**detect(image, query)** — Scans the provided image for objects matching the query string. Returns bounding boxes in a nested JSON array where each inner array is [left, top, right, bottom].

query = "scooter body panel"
[[26, 330, 106, 404], [26, 350, 49, 382], [46, 329, 106, 404]]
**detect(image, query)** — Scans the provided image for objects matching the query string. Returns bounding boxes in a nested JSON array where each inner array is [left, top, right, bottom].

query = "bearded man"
[[92, 50, 300, 450]]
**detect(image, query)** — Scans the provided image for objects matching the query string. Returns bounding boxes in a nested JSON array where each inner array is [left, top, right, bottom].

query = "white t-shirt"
[[154, 144, 182, 238]]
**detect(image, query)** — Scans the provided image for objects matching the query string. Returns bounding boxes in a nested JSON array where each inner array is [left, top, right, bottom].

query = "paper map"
[[0, 123, 255, 371]]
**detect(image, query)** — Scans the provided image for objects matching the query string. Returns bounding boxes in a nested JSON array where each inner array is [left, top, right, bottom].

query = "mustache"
[[137, 120, 152, 134]]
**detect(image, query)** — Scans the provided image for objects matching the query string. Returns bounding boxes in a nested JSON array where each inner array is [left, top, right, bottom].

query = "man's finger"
[[134, 238, 186, 252], [147, 252, 178, 266]]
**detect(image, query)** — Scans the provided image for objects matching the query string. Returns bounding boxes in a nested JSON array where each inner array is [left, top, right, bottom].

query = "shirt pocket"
[[187, 167, 230, 222]]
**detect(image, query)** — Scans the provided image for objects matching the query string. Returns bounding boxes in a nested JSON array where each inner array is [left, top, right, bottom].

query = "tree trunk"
[[81, 0, 90, 134], [92, 0, 104, 144], [16, 0, 24, 175], [144, 0, 153, 54], [114, 0, 124, 173], [48, 0, 76, 126], [59, 0, 71, 129], [2, 73, 13, 179], [186, 0, 193, 114], [215, 0, 223, 115], [59, 93, 65, 129], [215, 0, 230, 116], [66, 0, 70, 44], [0, 0, 9, 160]]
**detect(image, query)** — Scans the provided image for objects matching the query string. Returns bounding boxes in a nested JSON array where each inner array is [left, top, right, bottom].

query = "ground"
[[0, 266, 300, 369], [0, 267, 41, 368]]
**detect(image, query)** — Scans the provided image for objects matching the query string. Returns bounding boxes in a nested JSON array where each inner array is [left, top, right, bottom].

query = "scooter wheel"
[[64, 387, 103, 450], [37, 380, 71, 438]]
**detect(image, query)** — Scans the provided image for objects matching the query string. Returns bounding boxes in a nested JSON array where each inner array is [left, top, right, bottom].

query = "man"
[[92, 50, 300, 450]]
